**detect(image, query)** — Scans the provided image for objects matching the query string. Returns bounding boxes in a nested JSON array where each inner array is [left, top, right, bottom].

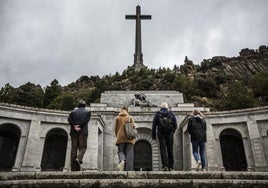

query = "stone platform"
[[100, 90, 184, 107], [0, 171, 267, 188]]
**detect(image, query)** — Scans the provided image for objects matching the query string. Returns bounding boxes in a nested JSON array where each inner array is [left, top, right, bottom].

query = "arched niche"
[[134, 127, 159, 171], [134, 140, 152, 171], [220, 128, 247, 171], [41, 128, 68, 171], [0, 123, 21, 171]]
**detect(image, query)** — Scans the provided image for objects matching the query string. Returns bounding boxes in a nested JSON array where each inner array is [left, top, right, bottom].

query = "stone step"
[[0, 171, 268, 188]]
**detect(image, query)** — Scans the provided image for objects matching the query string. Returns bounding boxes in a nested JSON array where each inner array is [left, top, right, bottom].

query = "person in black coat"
[[68, 100, 91, 171], [152, 102, 177, 171], [187, 109, 207, 171]]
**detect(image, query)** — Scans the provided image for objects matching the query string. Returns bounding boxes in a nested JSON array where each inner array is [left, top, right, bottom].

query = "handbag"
[[125, 116, 137, 139]]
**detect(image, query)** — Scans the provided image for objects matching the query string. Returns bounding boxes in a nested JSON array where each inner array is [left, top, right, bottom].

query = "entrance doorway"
[[41, 128, 68, 171], [0, 124, 20, 171], [134, 140, 152, 171], [220, 128, 247, 171]]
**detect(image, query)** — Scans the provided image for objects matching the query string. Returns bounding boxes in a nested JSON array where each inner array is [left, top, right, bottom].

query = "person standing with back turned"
[[68, 100, 91, 171], [187, 109, 207, 171], [152, 102, 177, 171], [114, 106, 136, 171]]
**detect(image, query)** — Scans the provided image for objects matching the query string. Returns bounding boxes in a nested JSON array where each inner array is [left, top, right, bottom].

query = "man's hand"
[[74, 125, 81, 132]]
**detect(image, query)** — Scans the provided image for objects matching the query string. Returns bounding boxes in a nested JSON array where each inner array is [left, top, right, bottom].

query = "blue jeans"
[[192, 141, 206, 169], [117, 143, 134, 171]]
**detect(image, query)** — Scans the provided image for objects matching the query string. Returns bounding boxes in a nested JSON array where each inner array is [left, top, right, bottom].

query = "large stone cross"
[[126, 5, 151, 70]]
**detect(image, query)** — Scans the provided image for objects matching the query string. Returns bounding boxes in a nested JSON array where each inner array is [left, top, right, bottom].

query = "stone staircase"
[[0, 171, 268, 188]]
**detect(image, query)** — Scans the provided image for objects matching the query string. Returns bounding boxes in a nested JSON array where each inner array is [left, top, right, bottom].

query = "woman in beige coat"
[[114, 106, 136, 171]]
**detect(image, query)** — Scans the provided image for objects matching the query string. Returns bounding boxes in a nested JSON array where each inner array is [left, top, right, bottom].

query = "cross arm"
[[125, 15, 152, 20], [125, 15, 137, 19], [140, 15, 151, 19]]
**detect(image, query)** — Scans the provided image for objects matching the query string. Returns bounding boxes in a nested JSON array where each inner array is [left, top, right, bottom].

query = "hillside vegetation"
[[1, 46, 267, 111]]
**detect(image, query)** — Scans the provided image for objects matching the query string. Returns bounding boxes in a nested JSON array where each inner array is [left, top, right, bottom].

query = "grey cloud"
[[0, 0, 267, 88]]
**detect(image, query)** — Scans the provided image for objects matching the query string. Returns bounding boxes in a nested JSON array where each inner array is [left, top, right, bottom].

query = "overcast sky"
[[0, 0, 267, 88]]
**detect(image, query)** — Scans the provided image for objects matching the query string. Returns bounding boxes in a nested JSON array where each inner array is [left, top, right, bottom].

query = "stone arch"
[[135, 129, 159, 171], [220, 128, 247, 171], [134, 140, 152, 171], [41, 128, 68, 171], [215, 125, 247, 139], [0, 123, 21, 171]]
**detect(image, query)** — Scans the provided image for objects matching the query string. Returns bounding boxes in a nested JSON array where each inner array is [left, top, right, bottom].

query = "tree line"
[[0, 66, 267, 111]]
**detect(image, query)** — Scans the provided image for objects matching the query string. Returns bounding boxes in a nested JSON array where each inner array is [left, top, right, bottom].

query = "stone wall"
[[0, 91, 267, 172], [100, 90, 184, 107], [180, 106, 268, 171]]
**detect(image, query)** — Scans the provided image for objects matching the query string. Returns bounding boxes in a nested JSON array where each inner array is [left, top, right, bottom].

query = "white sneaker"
[[161, 166, 169, 171], [116, 160, 125, 171], [195, 161, 201, 171]]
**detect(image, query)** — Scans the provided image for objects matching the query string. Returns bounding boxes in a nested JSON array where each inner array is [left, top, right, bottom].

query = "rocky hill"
[[1, 46, 267, 111], [61, 45, 267, 111], [180, 45, 268, 82]]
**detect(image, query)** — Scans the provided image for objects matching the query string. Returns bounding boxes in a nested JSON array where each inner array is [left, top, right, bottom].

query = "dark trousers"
[[158, 131, 174, 169], [117, 143, 134, 171], [70, 134, 88, 171]]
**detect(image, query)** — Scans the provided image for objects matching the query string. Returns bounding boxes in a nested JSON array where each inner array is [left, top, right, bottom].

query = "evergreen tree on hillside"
[[0, 83, 16, 104], [219, 82, 256, 110], [48, 93, 76, 111], [44, 79, 62, 108], [250, 71, 268, 104], [14, 82, 44, 108]]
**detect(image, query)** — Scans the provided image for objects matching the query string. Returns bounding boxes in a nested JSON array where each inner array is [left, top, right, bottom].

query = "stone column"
[[12, 135, 27, 171], [247, 116, 267, 171], [173, 123, 182, 170], [103, 115, 116, 171], [82, 120, 98, 170], [182, 129, 191, 171], [215, 138, 225, 171], [63, 137, 71, 171], [243, 137, 254, 171], [98, 127, 104, 171], [206, 121, 220, 171], [20, 118, 42, 171], [36, 135, 46, 171], [189, 143, 197, 171]]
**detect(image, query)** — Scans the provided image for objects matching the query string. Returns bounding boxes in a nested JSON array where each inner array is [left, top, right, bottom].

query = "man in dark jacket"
[[68, 100, 91, 171], [187, 109, 207, 171], [152, 102, 177, 171]]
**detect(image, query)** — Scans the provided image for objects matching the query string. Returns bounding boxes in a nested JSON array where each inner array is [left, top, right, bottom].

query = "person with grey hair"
[[68, 100, 91, 171], [187, 109, 207, 171], [152, 102, 177, 171]]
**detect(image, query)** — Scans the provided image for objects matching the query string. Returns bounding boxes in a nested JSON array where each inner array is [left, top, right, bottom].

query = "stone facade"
[[0, 91, 267, 172], [181, 107, 268, 172]]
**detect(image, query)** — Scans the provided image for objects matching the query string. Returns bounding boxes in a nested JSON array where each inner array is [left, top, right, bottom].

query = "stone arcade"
[[0, 90, 267, 172]]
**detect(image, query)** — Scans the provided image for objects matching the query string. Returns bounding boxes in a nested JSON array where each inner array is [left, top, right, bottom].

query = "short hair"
[[160, 102, 168, 109], [121, 106, 128, 112], [78, 100, 86, 107]]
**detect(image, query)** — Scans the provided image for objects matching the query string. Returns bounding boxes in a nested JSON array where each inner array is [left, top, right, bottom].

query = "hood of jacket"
[[119, 110, 129, 117], [160, 108, 169, 114], [192, 115, 203, 123]]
